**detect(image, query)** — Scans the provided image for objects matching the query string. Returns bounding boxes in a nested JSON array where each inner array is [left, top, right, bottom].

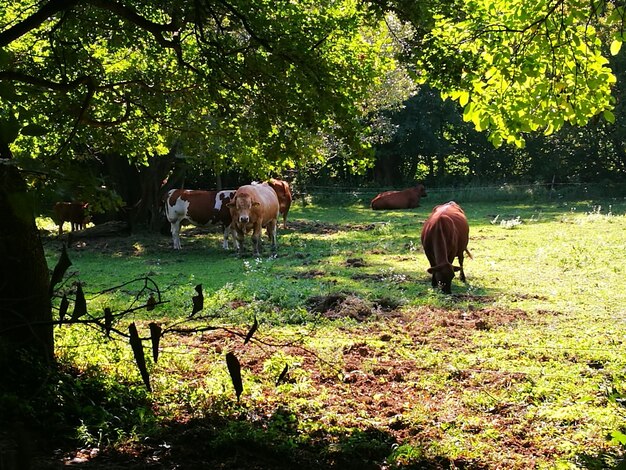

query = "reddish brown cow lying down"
[[371, 184, 427, 210], [53, 202, 90, 235], [420, 201, 471, 294], [227, 183, 280, 256], [265, 178, 292, 228]]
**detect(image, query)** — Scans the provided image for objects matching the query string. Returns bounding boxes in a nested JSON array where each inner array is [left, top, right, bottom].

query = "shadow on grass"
[[0, 352, 485, 470], [56, 409, 489, 470]]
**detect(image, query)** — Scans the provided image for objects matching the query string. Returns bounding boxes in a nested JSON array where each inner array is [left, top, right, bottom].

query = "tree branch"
[[84, 0, 181, 50], [0, 70, 91, 91], [0, 0, 79, 48]]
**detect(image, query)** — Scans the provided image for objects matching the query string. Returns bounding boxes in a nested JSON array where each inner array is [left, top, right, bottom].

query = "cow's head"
[[416, 184, 427, 198], [227, 194, 259, 224], [427, 263, 460, 294]]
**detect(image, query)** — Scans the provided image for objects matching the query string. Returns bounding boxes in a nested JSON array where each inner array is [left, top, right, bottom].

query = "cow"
[[420, 201, 471, 294], [370, 184, 427, 210], [227, 183, 280, 256], [265, 178, 292, 228], [53, 202, 90, 236], [164, 189, 236, 250]]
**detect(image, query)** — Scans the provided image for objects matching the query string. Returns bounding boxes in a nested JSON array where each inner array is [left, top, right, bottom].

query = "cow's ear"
[[252, 201, 260, 207], [427, 267, 435, 274], [453, 266, 461, 272]]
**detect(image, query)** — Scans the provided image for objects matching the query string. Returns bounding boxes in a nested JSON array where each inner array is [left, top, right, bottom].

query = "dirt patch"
[[286, 220, 382, 235], [345, 257, 366, 267], [306, 292, 401, 321], [397, 306, 529, 349]]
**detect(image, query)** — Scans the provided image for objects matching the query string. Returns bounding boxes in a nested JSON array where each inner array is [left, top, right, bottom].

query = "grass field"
[[41, 195, 626, 469]]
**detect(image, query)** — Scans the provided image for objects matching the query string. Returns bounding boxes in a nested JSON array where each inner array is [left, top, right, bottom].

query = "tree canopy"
[[2, 0, 625, 177], [385, 0, 626, 148], [1, 0, 400, 176]]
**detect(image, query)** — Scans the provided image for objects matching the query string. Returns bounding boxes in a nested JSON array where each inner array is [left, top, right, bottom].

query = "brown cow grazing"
[[164, 189, 236, 250], [227, 183, 280, 256], [420, 201, 471, 294], [53, 202, 90, 235], [265, 178, 292, 228], [371, 184, 427, 210]]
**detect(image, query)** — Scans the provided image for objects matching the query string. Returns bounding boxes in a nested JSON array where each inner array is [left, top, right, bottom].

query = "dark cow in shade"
[[265, 178, 292, 228], [53, 202, 90, 235], [371, 184, 427, 210], [164, 189, 235, 250], [420, 201, 471, 294], [227, 183, 280, 256]]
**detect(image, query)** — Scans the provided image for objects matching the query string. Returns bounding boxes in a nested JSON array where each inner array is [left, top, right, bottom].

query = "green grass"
[[42, 196, 626, 468]]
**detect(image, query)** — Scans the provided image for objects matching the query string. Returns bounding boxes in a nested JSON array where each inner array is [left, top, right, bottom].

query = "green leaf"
[[610, 430, 626, 446], [611, 40, 622, 56], [226, 352, 243, 401], [129, 323, 152, 392], [603, 109, 616, 124]]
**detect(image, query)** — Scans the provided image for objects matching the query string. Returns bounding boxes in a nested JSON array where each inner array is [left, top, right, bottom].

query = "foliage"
[[407, 0, 623, 147], [0, 347, 154, 448], [0, 0, 402, 176], [367, 73, 626, 186]]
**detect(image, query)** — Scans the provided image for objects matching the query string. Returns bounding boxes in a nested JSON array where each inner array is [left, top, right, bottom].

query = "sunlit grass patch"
[[43, 198, 626, 468]]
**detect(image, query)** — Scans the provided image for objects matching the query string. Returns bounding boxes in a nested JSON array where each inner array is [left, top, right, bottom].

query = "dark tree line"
[[362, 51, 626, 188]]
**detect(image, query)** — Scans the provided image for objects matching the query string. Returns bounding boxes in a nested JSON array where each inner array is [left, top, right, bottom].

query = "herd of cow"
[[53, 181, 471, 294]]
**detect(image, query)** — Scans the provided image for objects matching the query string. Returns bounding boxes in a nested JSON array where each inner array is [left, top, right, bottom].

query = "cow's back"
[[266, 179, 292, 215], [421, 202, 469, 262], [240, 183, 280, 222], [371, 184, 426, 210], [166, 189, 220, 225]]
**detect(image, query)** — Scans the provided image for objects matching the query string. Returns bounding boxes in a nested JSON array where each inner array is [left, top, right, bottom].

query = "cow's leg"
[[170, 220, 182, 249], [267, 220, 278, 252], [252, 222, 263, 256], [458, 253, 466, 282], [233, 226, 245, 254], [222, 224, 231, 250]]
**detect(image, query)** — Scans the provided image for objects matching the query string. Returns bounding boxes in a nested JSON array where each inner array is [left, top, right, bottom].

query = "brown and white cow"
[[53, 202, 90, 235], [371, 184, 427, 210], [420, 201, 471, 294], [164, 189, 236, 250], [227, 183, 280, 256], [265, 178, 292, 228]]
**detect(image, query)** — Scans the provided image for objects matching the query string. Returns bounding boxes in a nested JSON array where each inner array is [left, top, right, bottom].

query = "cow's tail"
[[465, 248, 473, 259]]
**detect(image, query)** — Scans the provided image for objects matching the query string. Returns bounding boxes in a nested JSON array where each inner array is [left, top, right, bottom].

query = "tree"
[[0, 0, 398, 358], [382, 0, 625, 147]]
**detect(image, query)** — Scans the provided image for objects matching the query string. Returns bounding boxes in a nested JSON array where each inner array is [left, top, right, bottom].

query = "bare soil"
[[29, 294, 546, 470]]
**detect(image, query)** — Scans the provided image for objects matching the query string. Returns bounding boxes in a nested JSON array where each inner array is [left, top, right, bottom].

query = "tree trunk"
[[0, 164, 53, 360], [133, 154, 176, 232]]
